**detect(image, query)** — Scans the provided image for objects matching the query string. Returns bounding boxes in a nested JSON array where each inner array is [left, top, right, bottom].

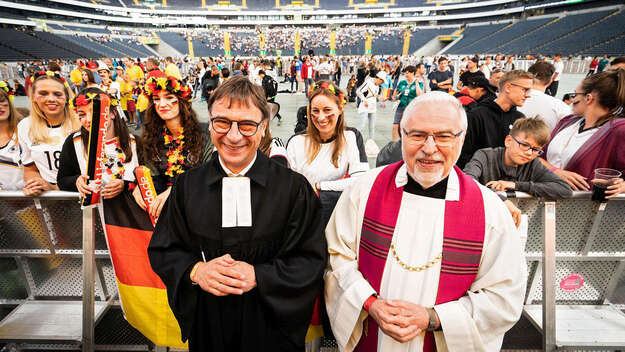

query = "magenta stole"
[[356, 161, 485, 352]]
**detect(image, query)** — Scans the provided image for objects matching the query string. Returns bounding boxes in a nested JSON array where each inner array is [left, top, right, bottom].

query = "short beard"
[[407, 164, 445, 190]]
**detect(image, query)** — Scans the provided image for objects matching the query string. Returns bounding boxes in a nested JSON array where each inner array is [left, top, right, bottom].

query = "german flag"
[[99, 192, 186, 348]]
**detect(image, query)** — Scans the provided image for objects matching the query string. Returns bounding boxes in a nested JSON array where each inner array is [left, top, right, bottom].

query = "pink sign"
[[560, 274, 584, 291]]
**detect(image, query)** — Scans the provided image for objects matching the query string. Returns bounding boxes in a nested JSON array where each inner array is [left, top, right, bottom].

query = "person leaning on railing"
[[0, 82, 23, 190], [540, 69, 625, 198], [18, 71, 80, 196], [464, 117, 573, 227]]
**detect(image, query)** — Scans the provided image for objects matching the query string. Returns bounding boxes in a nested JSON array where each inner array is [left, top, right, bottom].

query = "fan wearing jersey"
[[18, 71, 80, 196], [0, 85, 23, 190], [287, 80, 369, 194], [132, 71, 213, 219], [57, 88, 139, 199]]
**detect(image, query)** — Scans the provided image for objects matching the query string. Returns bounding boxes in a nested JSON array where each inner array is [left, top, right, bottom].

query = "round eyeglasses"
[[210, 117, 262, 137]]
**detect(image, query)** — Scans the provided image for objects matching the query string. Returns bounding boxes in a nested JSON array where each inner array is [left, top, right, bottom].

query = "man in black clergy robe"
[[148, 76, 327, 351]]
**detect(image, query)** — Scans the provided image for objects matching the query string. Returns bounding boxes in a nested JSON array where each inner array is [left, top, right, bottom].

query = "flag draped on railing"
[[98, 190, 186, 348]]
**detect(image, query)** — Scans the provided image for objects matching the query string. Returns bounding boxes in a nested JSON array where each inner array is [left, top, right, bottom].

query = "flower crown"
[[30, 71, 70, 90], [69, 92, 119, 110], [0, 81, 14, 102], [143, 71, 192, 102], [309, 81, 347, 105]]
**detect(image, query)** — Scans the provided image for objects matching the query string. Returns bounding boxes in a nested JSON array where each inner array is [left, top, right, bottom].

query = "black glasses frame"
[[510, 135, 544, 155], [567, 91, 586, 99]]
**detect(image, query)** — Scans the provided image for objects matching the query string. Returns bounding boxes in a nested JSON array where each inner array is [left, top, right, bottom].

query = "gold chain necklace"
[[390, 243, 442, 272]]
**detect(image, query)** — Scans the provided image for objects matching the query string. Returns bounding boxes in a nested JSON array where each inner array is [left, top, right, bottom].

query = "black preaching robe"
[[148, 151, 327, 352]]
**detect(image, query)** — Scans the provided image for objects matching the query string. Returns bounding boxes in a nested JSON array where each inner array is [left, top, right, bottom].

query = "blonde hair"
[[0, 89, 19, 144], [29, 75, 79, 144], [306, 81, 346, 168], [510, 116, 551, 146]]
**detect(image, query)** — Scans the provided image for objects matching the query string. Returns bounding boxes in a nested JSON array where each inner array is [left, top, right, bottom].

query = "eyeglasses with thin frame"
[[509, 83, 532, 94], [510, 135, 544, 155], [210, 117, 263, 137], [401, 129, 464, 147]]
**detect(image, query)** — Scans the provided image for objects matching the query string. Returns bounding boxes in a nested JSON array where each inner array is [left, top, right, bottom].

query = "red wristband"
[[550, 167, 559, 172], [364, 295, 378, 313]]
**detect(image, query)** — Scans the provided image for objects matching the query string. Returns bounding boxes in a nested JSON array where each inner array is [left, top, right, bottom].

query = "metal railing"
[[0, 191, 111, 352], [0, 190, 624, 351]]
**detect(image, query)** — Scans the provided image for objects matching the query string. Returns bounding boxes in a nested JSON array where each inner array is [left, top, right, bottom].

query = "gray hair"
[[401, 91, 468, 131]]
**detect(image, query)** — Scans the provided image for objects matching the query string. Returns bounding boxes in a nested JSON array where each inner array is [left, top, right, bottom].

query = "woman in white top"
[[0, 84, 23, 190], [18, 71, 80, 196], [541, 69, 625, 197], [287, 80, 369, 193], [57, 88, 139, 199]]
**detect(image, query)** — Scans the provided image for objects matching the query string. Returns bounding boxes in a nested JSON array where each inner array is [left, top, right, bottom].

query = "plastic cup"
[[591, 168, 622, 201]]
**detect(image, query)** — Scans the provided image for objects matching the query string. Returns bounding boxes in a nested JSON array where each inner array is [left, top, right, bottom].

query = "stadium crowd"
[[1, 49, 625, 352]]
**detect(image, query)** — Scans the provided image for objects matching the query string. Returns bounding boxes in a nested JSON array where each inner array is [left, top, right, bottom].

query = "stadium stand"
[[496, 10, 613, 54], [191, 38, 223, 57], [408, 27, 457, 53], [446, 22, 510, 55], [59, 35, 126, 58], [47, 24, 67, 30], [157, 32, 190, 55], [582, 32, 625, 57], [538, 10, 625, 55], [0, 29, 88, 60], [168, 0, 202, 8], [0, 10, 27, 20], [457, 16, 555, 54], [0, 43, 33, 61], [106, 38, 154, 57], [30, 32, 103, 59], [64, 26, 111, 34]]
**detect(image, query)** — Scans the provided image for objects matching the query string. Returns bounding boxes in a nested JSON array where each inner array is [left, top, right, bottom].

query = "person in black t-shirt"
[[457, 57, 485, 90], [428, 57, 453, 92]]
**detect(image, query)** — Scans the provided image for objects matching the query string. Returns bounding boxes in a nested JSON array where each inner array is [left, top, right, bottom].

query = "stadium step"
[[531, 9, 620, 53], [454, 21, 514, 53], [28, 32, 88, 59], [485, 16, 559, 54], [577, 31, 625, 56], [92, 38, 128, 58], [0, 40, 36, 60], [114, 39, 150, 58]]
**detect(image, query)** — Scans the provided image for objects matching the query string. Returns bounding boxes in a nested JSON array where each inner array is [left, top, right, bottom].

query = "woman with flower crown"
[[286, 80, 369, 194], [0, 82, 23, 190], [133, 71, 212, 219], [18, 71, 80, 196], [56, 87, 138, 199]]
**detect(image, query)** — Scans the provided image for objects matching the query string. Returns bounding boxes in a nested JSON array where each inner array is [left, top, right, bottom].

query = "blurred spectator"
[[520, 61, 571, 131]]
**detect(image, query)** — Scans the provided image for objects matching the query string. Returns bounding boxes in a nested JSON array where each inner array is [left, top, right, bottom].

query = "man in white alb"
[[325, 91, 527, 352]]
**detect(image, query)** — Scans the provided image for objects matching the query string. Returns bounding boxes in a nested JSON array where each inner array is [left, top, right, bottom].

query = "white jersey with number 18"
[[0, 135, 23, 190], [17, 117, 68, 185]]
